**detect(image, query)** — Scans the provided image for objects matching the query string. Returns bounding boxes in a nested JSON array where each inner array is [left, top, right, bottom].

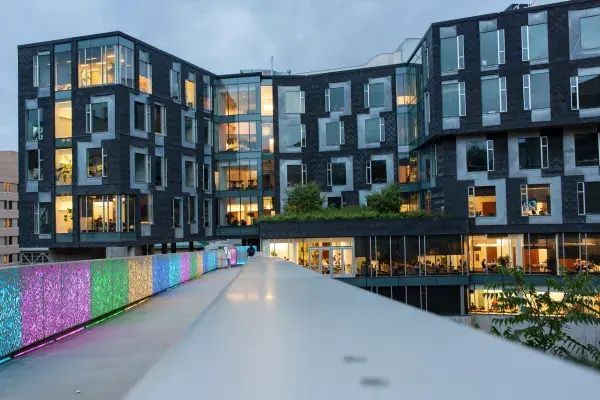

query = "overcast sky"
[[0, 0, 508, 150]]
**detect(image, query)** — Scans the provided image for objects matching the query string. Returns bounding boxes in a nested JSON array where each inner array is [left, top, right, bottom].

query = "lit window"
[[55, 102, 72, 138], [261, 86, 273, 115], [468, 186, 496, 217], [55, 148, 72, 185], [78, 41, 134, 88], [262, 122, 274, 153], [79, 195, 134, 232], [138, 50, 152, 94], [521, 184, 551, 216], [185, 72, 196, 109], [203, 162, 211, 191], [55, 195, 73, 233]]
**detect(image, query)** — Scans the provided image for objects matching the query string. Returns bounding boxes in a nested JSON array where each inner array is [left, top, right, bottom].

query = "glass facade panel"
[[139, 59, 152, 94], [55, 148, 72, 186], [442, 83, 459, 118], [368, 83, 384, 107], [261, 86, 273, 116], [262, 122, 274, 153], [218, 159, 259, 190], [329, 87, 345, 111], [440, 37, 458, 73], [466, 141, 488, 172], [530, 72, 550, 110], [55, 102, 72, 139], [55, 51, 71, 91], [560, 233, 582, 273], [526, 234, 557, 274], [480, 30, 499, 67], [326, 122, 342, 146], [287, 165, 302, 187], [518, 137, 541, 169], [581, 15, 600, 51], [425, 235, 463, 274], [529, 23, 548, 60], [91, 102, 108, 133], [217, 122, 258, 152], [220, 197, 259, 227], [365, 118, 381, 143], [578, 74, 600, 109], [26, 109, 43, 141], [55, 195, 73, 234], [481, 78, 500, 114], [262, 160, 275, 190]]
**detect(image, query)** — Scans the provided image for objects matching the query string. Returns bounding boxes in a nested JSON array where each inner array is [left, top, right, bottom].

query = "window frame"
[[26, 108, 44, 141], [467, 186, 497, 218], [520, 184, 552, 216], [284, 90, 305, 114], [85, 102, 109, 134], [154, 103, 167, 136], [571, 76, 579, 110], [204, 199, 212, 227], [27, 149, 43, 181], [172, 198, 182, 228], [578, 181, 586, 216], [188, 195, 197, 224], [170, 68, 181, 102], [325, 121, 345, 146], [521, 23, 548, 62]]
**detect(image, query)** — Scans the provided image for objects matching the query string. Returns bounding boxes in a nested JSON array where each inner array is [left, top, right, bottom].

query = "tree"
[[284, 182, 323, 213], [366, 183, 403, 214], [484, 266, 600, 370]]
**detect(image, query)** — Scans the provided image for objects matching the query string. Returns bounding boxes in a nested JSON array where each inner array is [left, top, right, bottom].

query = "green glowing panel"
[[190, 252, 198, 279], [90, 259, 129, 318]]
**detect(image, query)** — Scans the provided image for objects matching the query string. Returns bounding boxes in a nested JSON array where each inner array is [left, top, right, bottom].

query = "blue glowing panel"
[[0, 268, 21, 357]]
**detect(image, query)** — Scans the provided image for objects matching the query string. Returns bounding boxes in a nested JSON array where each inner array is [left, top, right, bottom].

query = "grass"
[[261, 205, 445, 222]]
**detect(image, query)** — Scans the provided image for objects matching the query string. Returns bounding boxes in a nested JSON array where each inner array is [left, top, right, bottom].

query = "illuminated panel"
[[180, 253, 190, 282], [189, 252, 198, 279], [61, 262, 91, 332], [42, 265, 62, 337], [91, 259, 129, 319], [237, 246, 249, 265], [197, 252, 204, 276], [0, 268, 21, 357], [20, 266, 45, 346], [230, 248, 237, 266], [128, 256, 153, 303], [204, 250, 217, 273], [152, 254, 169, 293], [168, 254, 181, 286]]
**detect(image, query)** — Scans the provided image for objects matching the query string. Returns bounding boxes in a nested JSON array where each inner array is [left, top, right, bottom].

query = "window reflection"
[[55, 51, 71, 91]]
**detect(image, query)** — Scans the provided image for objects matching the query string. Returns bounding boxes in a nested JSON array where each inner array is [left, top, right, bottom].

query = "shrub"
[[366, 183, 403, 214], [284, 181, 323, 213]]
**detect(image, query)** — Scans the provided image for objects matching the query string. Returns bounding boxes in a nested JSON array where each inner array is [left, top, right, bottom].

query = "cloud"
[[0, 0, 507, 150]]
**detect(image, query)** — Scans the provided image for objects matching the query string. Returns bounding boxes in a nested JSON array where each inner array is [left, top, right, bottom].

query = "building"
[[0, 151, 19, 265], [16, 0, 600, 312]]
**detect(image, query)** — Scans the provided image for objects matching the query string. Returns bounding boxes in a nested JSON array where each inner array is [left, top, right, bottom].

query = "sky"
[[0, 0, 508, 150]]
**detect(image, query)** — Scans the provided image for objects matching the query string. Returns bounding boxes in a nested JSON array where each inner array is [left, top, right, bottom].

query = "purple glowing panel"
[[180, 253, 190, 282], [42, 264, 63, 338], [59, 262, 91, 332], [20, 266, 45, 346]]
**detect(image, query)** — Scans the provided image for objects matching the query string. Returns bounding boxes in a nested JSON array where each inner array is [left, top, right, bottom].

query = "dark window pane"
[[92, 103, 108, 133], [287, 165, 302, 187], [440, 37, 458, 72], [155, 157, 163, 186], [529, 23, 548, 60], [586, 182, 600, 214], [371, 160, 387, 184], [575, 133, 599, 167], [331, 163, 346, 186], [154, 105, 163, 134], [327, 197, 342, 208], [369, 83, 384, 107], [442, 83, 459, 118], [578, 74, 600, 110], [87, 148, 103, 178], [466, 141, 488, 172], [518, 137, 541, 169], [530, 72, 550, 110], [134, 102, 145, 131], [326, 122, 341, 146], [480, 30, 499, 67], [329, 87, 345, 111]]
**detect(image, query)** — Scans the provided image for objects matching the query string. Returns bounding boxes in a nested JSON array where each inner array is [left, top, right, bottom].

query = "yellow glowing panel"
[[128, 256, 153, 303]]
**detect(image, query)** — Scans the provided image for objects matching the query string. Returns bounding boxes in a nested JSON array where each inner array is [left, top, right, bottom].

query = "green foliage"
[[284, 182, 324, 213], [366, 183, 403, 214], [484, 266, 600, 371], [262, 205, 441, 222]]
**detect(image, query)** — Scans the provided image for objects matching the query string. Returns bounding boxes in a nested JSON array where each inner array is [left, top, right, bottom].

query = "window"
[[140, 194, 153, 225], [366, 160, 387, 184], [220, 197, 259, 227], [154, 104, 166, 135], [442, 82, 466, 118], [79, 195, 134, 232], [325, 87, 345, 112], [55, 50, 71, 91], [285, 90, 305, 114], [287, 164, 306, 187], [574, 132, 599, 166], [203, 82, 213, 112], [521, 184, 551, 216], [216, 84, 259, 116], [578, 182, 600, 215], [134, 101, 150, 132], [327, 197, 344, 209], [523, 71, 550, 111], [480, 29, 505, 67], [188, 196, 197, 224], [55, 195, 73, 234], [55, 148, 72, 185], [87, 148, 107, 178], [263, 197, 275, 217], [185, 72, 196, 109], [466, 140, 494, 172], [468, 186, 496, 217], [581, 15, 600, 51], [184, 160, 197, 187], [170, 66, 181, 101], [365, 117, 385, 143], [204, 200, 212, 227], [204, 118, 213, 146], [424, 92, 431, 125], [27, 149, 43, 181], [325, 121, 345, 146], [518, 137, 548, 169], [262, 160, 275, 190], [26, 108, 43, 141], [172, 198, 182, 228], [33, 52, 50, 88], [364, 83, 384, 108], [218, 159, 259, 191], [481, 77, 507, 114], [571, 74, 600, 110], [34, 203, 50, 235], [521, 23, 548, 61], [327, 163, 346, 186], [261, 86, 273, 116], [440, 34, 464, 73], [262, 122, 274, 153], [398, 154, 418, 184], [86, 102, 109, 133], [203, 163, 211, 191], [184, 117, 197, 143], [55, 102, 72, 139], [155, 156, 167, 187], [3, 218, 13, 228], [286, 125, 306, 149], [217, 122, 258, 152], [139, 51, 152, 94], [78, 43, 134, 88], [3, 183, 12, 193], [134, 153, 150, 183]]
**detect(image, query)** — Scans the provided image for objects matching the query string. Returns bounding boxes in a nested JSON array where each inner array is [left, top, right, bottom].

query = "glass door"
[[309, 249, 319, 273], [342, 248, 354, 276], [331, 249, 342, 275], [320, 249, 331, 275]]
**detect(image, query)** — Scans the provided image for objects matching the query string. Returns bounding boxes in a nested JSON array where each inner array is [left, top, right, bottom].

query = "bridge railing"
[[0, 246, 247, 360]]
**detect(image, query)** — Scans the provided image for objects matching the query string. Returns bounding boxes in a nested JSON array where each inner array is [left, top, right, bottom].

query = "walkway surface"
[[2, 256, 600, 399]]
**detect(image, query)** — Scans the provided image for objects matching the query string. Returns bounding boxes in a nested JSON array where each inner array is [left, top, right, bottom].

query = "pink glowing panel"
[[59, 262, 91, 332], [20, 266, 45, 346], [180, 253, 190, 282]]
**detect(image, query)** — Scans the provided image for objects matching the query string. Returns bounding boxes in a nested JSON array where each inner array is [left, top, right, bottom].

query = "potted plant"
[[63, 208, 73, 233], [226, 212, 235, 226], [247, 211, 256, 224], [56, 156, 73, 184]]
